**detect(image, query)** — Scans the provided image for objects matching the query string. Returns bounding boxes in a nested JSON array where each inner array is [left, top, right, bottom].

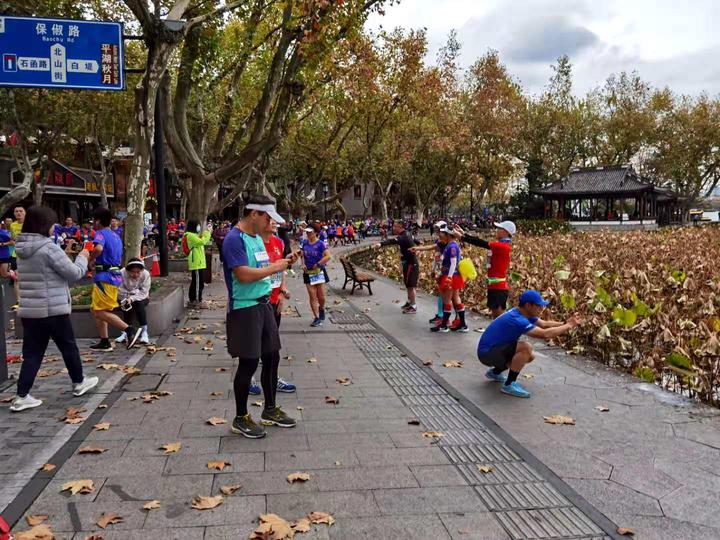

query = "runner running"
[[455, 221, 515, 318], [375, 221, 420, 314], [222, 195, 298, 439], [430, 225, 467, 333], [301, 227, 331, 327], [479, 290, 583, 398]]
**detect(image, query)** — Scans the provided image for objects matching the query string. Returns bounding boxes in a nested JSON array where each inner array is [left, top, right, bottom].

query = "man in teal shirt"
[[222, 195, 298, 439]]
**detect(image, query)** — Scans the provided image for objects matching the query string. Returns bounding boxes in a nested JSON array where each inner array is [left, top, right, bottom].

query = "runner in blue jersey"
[[301, 227, 331, 327], [222, 195, 299, 439], [479, 290, 583, 398]]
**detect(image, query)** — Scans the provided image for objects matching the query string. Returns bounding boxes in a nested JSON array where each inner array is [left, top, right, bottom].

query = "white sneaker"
[[73, 376, 99, 397], [10, 394, 43, 412], [115, 331, 127, 343], [140, 327, 149, 344]]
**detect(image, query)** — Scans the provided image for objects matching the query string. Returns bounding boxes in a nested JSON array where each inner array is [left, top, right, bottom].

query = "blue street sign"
[[0, 15, 124, 91]]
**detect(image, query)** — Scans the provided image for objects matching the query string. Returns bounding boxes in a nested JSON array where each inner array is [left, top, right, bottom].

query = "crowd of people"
[[4, 197, 583, 442]]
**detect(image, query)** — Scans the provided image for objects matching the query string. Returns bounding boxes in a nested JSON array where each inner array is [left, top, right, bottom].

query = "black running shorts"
[[487, 289, 509, 310], [226, 303, 281, 358], [402, 261, 419, 288], [477, 342, 517, 369]]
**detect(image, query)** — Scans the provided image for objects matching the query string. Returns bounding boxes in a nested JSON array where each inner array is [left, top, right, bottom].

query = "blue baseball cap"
[[519, 290, 549, 307]]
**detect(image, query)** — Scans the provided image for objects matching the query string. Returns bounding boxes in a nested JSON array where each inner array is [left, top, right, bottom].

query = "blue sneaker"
[[249, 377, 261, 395], [319, 309, 326, 321], [310, 318, 322, 327], [277, 377, 296, 393], [500, 382, 531, 398], [485, 369, 507, 383]]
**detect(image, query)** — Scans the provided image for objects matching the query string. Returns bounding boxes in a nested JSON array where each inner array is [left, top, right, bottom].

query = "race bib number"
[[270, 271, 282, 289], [308, 268, 326, 285], [255, 251, 269, 269]]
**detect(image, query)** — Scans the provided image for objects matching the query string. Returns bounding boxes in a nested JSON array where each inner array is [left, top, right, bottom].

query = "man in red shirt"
[[456, 221, 516, 318], [167, 218, 179, 251]]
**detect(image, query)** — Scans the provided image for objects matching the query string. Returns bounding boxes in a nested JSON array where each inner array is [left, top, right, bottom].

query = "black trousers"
[[18, 315, 84, 397], [122, 298, 149, 327], [189, 269, 204, 302]]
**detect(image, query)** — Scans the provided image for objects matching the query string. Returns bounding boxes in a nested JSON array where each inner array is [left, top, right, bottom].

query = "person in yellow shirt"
[[9, 206, 25, 308]]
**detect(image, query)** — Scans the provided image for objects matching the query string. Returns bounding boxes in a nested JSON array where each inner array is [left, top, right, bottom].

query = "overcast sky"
[[366, 0, 720, 97]]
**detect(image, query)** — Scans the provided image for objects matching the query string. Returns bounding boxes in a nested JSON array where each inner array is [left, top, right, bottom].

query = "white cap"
[[494, 221, 516, 236], [304, 227, 315, 233], [439, 225, 458, 235], [434, 220, 447, 229], [245, 203, 285, 224]]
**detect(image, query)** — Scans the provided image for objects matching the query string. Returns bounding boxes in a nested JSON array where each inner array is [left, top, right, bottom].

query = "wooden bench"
[[341, 258, 375, 295]]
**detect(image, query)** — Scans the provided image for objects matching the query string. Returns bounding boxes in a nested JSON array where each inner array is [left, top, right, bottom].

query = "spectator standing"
[[116, 258, 151, 345], [10, 206, 98, 412], [185, 219, 212, 308], [9, 206, 25, 308]]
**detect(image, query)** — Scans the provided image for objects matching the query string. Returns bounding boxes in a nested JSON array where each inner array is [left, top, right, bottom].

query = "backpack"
[[181, 235, 190, 256]]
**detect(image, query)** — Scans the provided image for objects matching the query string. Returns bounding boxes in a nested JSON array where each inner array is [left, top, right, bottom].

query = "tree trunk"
[[33, 166, 48, 206], [0, 171, 33, 217], [415, 201, 425, 226], [187, 173, 218, 224], [379, 198, 388, 221]]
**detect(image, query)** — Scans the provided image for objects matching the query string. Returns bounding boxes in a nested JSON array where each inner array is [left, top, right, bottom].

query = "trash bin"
[[203, 249, 213, 284]]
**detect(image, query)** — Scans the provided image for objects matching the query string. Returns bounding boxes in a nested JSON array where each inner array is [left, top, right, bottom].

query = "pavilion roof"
[[533, 165, 654, 197]]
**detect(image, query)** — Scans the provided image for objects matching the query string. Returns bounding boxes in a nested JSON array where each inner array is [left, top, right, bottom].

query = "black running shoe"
[[429, 315, 442, 324], [430, 325, 449, 333], [89, 340, 113, 352], [231, 414, 267, 438], [261, 406, 297, 428], [126, 326, 143, 349]]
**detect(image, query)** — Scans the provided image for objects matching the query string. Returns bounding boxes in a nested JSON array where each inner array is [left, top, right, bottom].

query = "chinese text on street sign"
[[0, 16, 124, 91]]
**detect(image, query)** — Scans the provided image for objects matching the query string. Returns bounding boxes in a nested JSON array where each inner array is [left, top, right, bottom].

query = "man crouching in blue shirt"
[[478, 290, 583, 398]]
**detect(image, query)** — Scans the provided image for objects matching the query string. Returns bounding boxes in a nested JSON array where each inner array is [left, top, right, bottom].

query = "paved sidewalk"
[[342, 245, 720, 540], [3, 241, 717, 539]]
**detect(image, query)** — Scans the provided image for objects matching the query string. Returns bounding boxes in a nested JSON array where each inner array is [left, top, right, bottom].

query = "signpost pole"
[[154, 89, 169, 277]]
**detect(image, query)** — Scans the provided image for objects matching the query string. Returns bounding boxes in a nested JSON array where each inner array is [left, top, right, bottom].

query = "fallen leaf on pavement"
[[159, 442, 181, 455], [307, 357, 317, 363], [252, 401, 263, 407], [98, 404, 108, 409], [96, 512, 123, 529], [407, 419, 421, 425], [207, 460, 231, 471], [39, 463, 56, 472], [78, 446, 107, 454], [296, 406, 304, 411], [287, 472, 310, 483], [477, 465, 494, 474], [214, 368, 227, 372], [26, 515, 49, 526], [442, 361, 463, 368], [64, 417, 85, 424], [334, 461, 342, 466], [292, 517, 311, 533], [191, 495, 224, 510], [210, 392, 223, 396], [617, 527, 635, 536], [61, 479, 95, 495], [93, 423, 111, 431], [1, 396, 13, 403], [422, 360, 433, 366], [336, 377, 352, 386], [595, 405, 610, 412], [98, 363, 120, 370], [14, 524, 54, 540], [543, 415, 576, 425], [521, 373, 535, 379], [143, 500, 161, 510], [220, 484, 242, 495], [84, 535, 104, 540], [207, 417, 227, 425], [284, 355, 294, 361], [422, 431, 445, 438], [307, 511, 335, 525], [324, 396, 339, 405], [251, 513, 293, 539]]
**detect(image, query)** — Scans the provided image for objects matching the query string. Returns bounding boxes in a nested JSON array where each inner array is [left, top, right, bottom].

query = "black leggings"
[[189, 269, 204, 302], [122, 298, 149, 327], [233, 350, 280, 417]]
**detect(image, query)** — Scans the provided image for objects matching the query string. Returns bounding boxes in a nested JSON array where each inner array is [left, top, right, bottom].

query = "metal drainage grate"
[[495, 507, 606, 539], [330, 313, 371, 324], [441, 443, 520, 463], [456, 462, 544, 485]]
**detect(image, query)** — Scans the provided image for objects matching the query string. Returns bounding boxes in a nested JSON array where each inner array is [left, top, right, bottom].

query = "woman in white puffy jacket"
[[115, 258, 151, 345]]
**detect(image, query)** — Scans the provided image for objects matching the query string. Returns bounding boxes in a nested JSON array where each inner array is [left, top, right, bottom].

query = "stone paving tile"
[[439, 512, 513, 539], [209, 470, 321, 496], [264, 449, 360, 471], [328, 514, 452, 539], [142, 494, 265, 528], [122, 437, 221, 456], [409, 465, 470, 487], [163, 452, 264, 475], [54, 455, 167, 478], [306, 432, 396, 450], [266, 490, 379, 519], [354, 446, 450, 467], [313, 465, 419, 491], [372, 486, 487, 515], [565, 478, 663, 519], [219, 431, 309, 453], [660, 486, 720, 529], [95, 474, 214, 502], [72, 527, 206, 539]]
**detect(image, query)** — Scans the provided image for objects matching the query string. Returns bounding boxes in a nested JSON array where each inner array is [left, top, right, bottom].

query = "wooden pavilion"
[[532, 165, 684, 228]]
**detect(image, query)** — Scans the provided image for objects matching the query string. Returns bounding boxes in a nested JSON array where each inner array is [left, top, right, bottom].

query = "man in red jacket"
[[456, 221, 515, 318]]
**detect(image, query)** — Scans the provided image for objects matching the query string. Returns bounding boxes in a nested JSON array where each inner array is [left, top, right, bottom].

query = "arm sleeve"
[[448, 256, 457, 278], [47, 244, 88, 283], [118, 272, 129, 300], [462, 234, 490, 249], [223, 234, 248, 269], [138, 271, 151, 299]]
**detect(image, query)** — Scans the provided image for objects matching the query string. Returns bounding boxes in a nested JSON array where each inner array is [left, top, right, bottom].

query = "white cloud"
[[366, 0, 720, 96]]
